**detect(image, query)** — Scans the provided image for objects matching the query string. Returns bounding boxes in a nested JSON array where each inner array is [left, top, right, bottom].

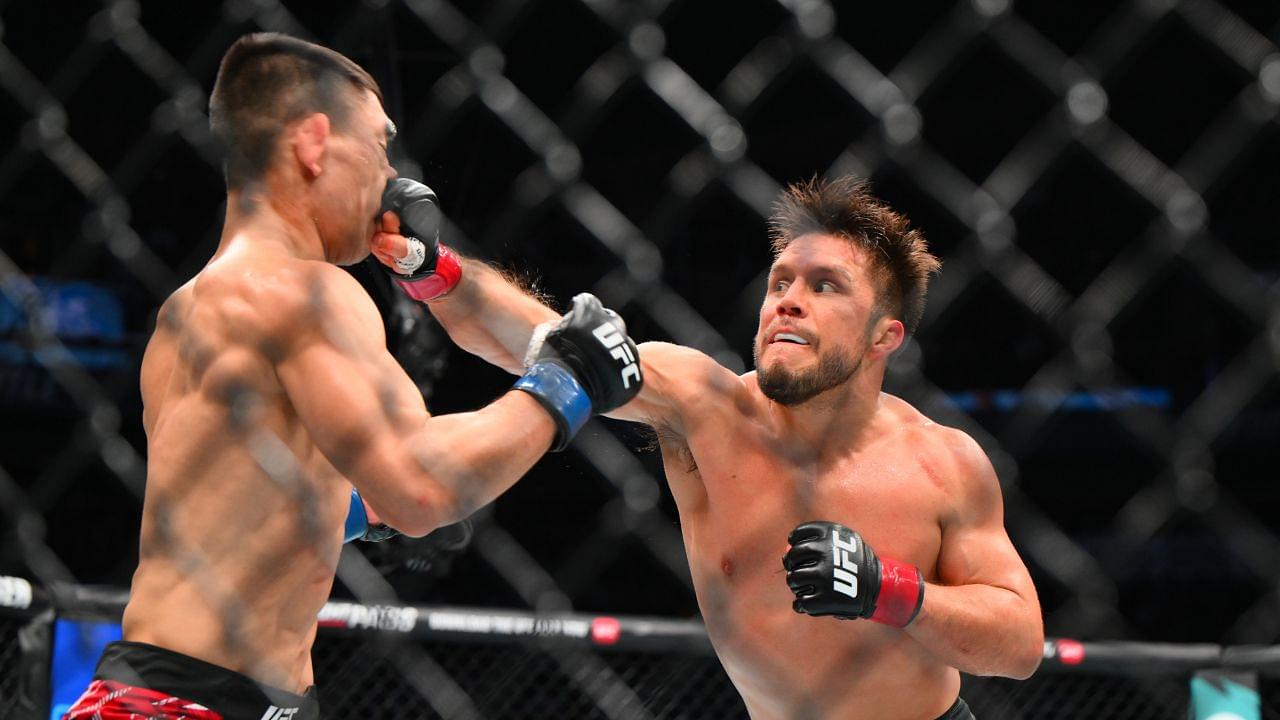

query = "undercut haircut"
[[209, 33, 383, 190], [768, 176, 941, 336]]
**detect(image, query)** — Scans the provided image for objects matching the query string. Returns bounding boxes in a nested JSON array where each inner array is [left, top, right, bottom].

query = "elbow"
[[1008, 648, 1042, 680], [379, 483, 456, 538], [1008, 623, 1045, 680], [968, 612, 1042, 680], [383, 443, 480, 535]]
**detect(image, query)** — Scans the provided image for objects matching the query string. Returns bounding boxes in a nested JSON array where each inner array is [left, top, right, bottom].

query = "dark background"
[[0, 0, 1277, 650]]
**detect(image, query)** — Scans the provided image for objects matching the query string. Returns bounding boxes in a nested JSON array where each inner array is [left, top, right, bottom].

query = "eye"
[[815, 280, 837, 293], [772, 280, 790, 293]]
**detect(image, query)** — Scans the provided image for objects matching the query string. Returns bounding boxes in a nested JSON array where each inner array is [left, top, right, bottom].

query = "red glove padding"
[[782, 520, 924, 627], [374, 178, 461, 301]]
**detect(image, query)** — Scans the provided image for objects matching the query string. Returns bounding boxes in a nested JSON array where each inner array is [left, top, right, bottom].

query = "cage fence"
[[0, 0, 1278, 718], [4, 590, 1280, 718]]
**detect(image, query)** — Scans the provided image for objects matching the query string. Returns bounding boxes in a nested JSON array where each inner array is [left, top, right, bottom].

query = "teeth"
[[775, 333, 809, 345]]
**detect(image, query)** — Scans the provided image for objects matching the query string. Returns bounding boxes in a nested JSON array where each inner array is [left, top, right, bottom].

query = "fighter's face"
[[316, 90, 397, 265], [753, 233, 883, 405]]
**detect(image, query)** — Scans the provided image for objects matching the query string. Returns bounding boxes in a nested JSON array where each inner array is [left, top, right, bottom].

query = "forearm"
[[426, 259, 558, 375], [906, 582, 1044, 678], [368, 392, 556, 535]]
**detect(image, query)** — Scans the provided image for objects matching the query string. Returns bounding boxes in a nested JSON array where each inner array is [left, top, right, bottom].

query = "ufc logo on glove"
[[832, 530, 861, 599], [593, 322, 641, 389]]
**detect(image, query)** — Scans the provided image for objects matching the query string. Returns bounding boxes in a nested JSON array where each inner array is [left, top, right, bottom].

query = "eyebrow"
[[769, 262, 855, 283]]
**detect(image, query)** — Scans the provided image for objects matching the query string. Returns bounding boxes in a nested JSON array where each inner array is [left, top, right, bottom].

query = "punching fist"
[[374, 178, 461, 302], [513, 293, 643, 451], [782, 520, 924, 628]]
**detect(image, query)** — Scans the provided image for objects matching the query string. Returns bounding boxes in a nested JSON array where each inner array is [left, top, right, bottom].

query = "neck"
[[221, 181, 327, 262], [765, 363, 886, 460]]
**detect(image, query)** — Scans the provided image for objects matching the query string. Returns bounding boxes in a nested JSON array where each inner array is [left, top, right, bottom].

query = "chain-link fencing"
[[5, 591, 1275, 719], [1, 0, 1278, 717]]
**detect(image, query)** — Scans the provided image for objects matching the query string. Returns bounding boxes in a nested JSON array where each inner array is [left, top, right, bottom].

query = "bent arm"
[[906, 436, 1044, 678], [276, 265, 556, 537]]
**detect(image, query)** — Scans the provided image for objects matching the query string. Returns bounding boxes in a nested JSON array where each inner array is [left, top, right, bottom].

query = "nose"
[[775, 284, 806, 318]]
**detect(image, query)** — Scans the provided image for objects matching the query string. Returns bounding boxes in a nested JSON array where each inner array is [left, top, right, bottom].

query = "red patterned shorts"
[[63, 678, 222, 719]]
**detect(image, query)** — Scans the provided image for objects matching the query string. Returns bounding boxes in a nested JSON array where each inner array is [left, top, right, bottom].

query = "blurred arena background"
[[0, 0, 1278, 717]]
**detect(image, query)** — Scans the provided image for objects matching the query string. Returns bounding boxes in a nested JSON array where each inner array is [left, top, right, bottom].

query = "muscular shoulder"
[[630, 341, 752, 432], [889, 397, 1001, 522], [207, 259, 381, 350]]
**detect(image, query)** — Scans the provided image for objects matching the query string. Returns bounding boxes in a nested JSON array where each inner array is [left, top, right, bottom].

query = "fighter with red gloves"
[[783, 520, 926, 628], [372, 175, 1042, 720]]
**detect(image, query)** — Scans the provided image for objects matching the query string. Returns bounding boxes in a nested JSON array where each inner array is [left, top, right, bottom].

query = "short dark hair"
[[768, 176, 940, 336], [209, 33, 383, 190]]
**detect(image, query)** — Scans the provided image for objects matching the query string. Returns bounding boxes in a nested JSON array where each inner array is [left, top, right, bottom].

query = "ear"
[[292, 113, 331, 178], [868, 316, 905, 360]]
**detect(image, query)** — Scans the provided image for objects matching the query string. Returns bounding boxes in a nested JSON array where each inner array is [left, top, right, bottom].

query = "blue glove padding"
[[511, 362, 592, 452], [344, 489, 369, 543], [513, 293, 642, 452], [344, 489, 400, 543]]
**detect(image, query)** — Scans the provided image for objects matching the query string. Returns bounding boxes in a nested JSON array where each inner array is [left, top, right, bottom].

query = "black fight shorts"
[[62, 640, 320, 720], [935, 696, 976, 720]]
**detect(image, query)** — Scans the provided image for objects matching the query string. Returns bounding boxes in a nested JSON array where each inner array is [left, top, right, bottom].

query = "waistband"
[[935, 696, 975, 720], [94, 641, 320, 720]]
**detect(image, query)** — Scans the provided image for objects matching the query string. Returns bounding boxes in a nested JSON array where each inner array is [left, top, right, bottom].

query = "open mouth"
[[771, 332, 810, 346]]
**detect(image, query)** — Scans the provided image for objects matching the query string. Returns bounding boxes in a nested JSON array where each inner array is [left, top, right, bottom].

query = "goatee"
[[755, 349, 860, 406]]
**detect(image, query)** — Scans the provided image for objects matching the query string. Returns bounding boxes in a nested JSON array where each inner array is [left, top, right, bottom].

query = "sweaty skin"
[[383, 231, 1042, 719], [124, 90, 556, 693], [630, 359, 1022, 719]]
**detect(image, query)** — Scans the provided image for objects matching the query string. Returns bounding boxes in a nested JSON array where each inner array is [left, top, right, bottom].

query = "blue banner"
[[48, 618, 121, 720]]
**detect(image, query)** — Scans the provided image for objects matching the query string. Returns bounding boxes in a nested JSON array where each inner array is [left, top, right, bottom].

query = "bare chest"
[[670, 426, 948, 590], [661, 425, 957, 715]]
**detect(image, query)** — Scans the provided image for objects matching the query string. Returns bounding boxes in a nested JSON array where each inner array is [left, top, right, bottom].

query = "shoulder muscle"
[[607, 341, 746, 434]]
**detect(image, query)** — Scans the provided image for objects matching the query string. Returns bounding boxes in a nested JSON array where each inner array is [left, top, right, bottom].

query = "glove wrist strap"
[[512, 361, 592, 452], [868, 557, 924, 627], [391, 243, 463, 302]]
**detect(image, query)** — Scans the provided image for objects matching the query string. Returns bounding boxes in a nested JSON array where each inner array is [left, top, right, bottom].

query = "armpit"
[[653, 423, 698, 474]]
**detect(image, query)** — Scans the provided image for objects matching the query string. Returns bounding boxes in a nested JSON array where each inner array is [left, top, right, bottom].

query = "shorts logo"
[[259, 706, 299, 720], [831, 531, 860, 599], [592, 322, 641, 389]]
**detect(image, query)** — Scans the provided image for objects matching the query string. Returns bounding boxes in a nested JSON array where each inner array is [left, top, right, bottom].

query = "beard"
[[754, 343, 862, 406]]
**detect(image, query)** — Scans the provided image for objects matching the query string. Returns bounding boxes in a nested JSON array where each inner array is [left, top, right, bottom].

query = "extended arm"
[[370, 179, 740, 433], [371, 179, 556, 374], [424, 258, 557, 375]]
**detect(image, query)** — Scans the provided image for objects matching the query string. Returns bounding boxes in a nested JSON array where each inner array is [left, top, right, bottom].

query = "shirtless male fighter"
[[62, 34, 640, 720], [373, 175, 1043, 719]]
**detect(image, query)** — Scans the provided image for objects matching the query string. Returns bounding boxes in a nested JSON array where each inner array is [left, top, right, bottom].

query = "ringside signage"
[[317, 602, 419, 633]]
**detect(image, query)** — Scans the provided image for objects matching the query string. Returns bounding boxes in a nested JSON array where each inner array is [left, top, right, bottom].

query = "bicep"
[[275, 286, 428, 481], [282, 341, 424, 463], [935, 443, 1038, 604], [603, 341, 739, 432]]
